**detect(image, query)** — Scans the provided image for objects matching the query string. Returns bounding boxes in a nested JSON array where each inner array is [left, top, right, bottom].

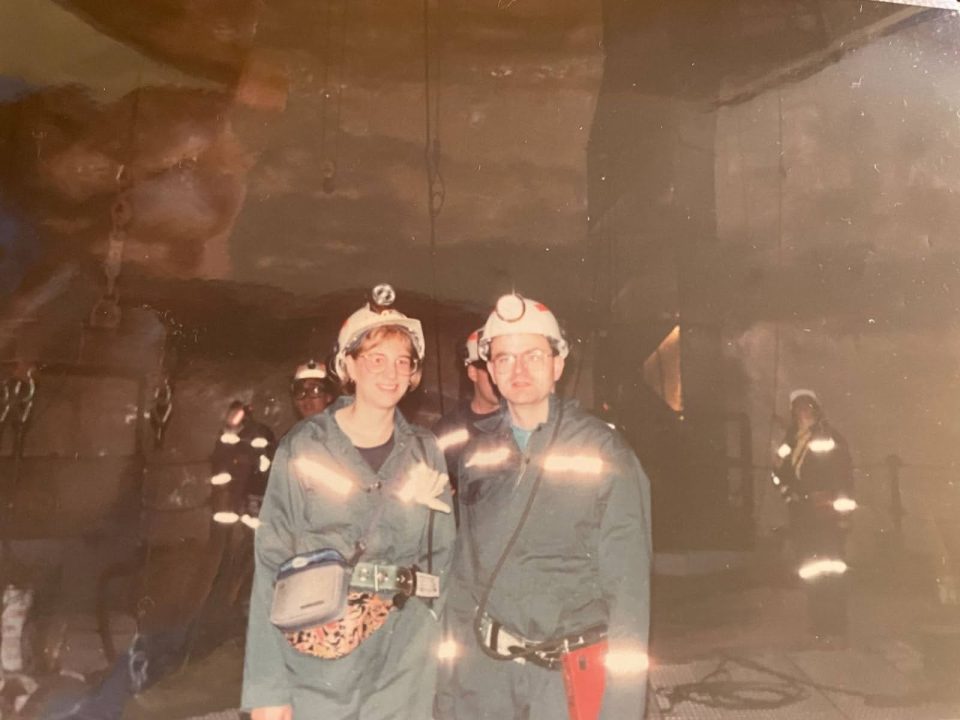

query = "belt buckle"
[[396, 567, 415, 596]]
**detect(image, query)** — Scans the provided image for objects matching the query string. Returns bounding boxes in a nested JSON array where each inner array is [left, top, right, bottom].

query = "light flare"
[[259, 455, 272, 472], [465, 446, 510, 469], [251, 437, 270, 449], [808, 437, 836, 454], [213, 511, 240, 524], [220, 432, 240, 445], [437, 638, 459, 661], [833, 496, 857, 514], [798, 558, 847, 581], [437, 428, 470, 452], [777, 443, 792, 459], [604, 648, 649, 675], [210, 472, 232, 486], [293, 456, 354, 496], [543, 453, 604, 475], [240, 514, 261, 530]]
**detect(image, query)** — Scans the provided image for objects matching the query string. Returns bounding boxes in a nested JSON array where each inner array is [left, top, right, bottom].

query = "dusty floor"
[[10, 540, 960, 720]]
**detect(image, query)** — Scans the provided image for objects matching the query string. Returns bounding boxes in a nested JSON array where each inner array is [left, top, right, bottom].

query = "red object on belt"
[[562, 639, 607, 720]]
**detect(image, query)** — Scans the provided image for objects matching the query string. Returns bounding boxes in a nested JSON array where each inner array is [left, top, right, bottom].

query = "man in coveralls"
[[436, 293, 652, 720], [432, 329, 500, 523]]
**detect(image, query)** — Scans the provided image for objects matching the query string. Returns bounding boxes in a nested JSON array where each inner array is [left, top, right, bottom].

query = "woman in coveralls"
[[242, 285, 455, 720]]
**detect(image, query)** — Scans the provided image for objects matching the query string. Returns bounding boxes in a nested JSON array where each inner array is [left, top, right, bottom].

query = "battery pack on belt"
[[478, 614, 607, 671], [351, 562, 440, 599], [562, 639, 607, 720]]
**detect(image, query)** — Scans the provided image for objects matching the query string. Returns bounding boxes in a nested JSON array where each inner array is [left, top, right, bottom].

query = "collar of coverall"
[[299, 394, 419, 452], [294, 394, 421, 489]]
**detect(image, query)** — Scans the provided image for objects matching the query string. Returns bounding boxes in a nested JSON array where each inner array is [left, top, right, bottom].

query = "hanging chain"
[[149, 376, 174, 449]]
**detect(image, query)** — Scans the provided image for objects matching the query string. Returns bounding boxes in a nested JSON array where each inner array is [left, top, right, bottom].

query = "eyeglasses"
[[358, 352, 420, 376], [293, 383, 330, 400], [490, 348, 552, 374]]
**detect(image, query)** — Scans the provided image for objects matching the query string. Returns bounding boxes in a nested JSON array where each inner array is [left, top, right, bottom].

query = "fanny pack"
[[270, 548, 353, 632], [270, 550, 441, 633]]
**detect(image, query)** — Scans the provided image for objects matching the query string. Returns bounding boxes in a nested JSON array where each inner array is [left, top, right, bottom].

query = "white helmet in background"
[[294, 359, 328, 381], [463, 328, 482, 366], [333, 284, 425, 379], [789, 388, 820, 406], [478, 293, 569, 361]]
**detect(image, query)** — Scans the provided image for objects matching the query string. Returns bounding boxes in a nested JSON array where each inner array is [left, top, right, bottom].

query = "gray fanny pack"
[[270, 548, 353, 632]]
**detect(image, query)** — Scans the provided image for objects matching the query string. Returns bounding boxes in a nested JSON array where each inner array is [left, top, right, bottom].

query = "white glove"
[[396, 461, 452, 514]]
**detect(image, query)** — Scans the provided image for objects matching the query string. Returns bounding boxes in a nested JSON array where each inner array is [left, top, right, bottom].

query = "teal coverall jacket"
[[436, 396, 652, 720], [242, 396, 455, 718]]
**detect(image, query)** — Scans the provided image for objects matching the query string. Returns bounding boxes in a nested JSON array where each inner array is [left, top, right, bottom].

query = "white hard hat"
[[478, 293, 568, 361], [789, 388, 820, 405], [334, 284, 425, 379], [463, 329, 482, 365], [294, 359, 327, 381]]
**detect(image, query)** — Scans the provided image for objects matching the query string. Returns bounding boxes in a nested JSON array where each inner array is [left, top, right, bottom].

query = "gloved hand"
[[396, 462, 452, 514]]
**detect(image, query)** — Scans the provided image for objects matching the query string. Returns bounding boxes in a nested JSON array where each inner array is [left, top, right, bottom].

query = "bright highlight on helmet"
[[465, 446, 510, 469], [220, 432, 241, 445], [437, 638, 459, 661], [604, 649, 649, 675], [437, 428, 470, 452], [808, 437, 836, 454], [210, 472, 232, 486], [542, 453, 603, 475], [251, 437, 270, 449], [833, 496, 857, 514], [293, 457, 354, 496], [798, 558, 847, 581], [213, 511, 240, 524], [259, 455, 272, 472], [495, 294, 526, 322], [777, 443, 792, 459], [771, 474, 781, 486]]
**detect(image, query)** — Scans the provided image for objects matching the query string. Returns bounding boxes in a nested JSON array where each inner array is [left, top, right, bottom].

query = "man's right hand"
[[251, 706, 292, 720]]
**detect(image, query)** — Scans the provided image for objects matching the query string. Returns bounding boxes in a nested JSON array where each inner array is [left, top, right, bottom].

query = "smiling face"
[[344, 328, 420, 411], [487, 333, 563, 412]]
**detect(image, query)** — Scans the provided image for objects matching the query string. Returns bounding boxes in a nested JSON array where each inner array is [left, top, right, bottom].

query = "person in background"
[[243, 284, 455, 720], [432, 329, 500, 524], [290, 359, 337, 420], [772, 389, 854, 639]]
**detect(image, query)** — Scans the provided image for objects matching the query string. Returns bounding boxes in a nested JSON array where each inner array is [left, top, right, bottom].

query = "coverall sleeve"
[[598, 448, 653, 720], [241, 438, 304, 710], [418, 434, 456, 613]]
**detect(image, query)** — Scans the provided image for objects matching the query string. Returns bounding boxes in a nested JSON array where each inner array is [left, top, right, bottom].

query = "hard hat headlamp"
[[494, 294, 526, 323], [371, 283, 396, 312], [478, 292, 568, 361]]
